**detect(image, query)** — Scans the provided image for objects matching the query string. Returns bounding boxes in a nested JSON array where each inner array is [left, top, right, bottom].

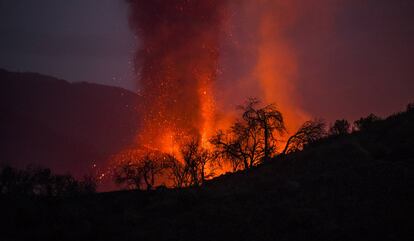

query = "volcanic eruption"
[[126, 0, 228, 152], [122, 0, 317, 164]]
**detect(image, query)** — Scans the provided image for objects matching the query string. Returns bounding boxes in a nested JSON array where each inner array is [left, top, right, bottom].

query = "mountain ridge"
[[0, 69, 142, 176]]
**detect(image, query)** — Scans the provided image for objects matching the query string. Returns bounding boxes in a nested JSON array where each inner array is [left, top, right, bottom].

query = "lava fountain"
[[124, 0, 321, 154], [99, 0, 334, 190], [127, 0, 228, 152]]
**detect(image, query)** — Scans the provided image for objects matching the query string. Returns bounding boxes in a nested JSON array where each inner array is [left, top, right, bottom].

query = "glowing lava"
[[126, 0, 227, 153]]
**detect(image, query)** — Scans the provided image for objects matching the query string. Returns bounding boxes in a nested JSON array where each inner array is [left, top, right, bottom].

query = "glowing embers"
[[127, 0, 226, 157]]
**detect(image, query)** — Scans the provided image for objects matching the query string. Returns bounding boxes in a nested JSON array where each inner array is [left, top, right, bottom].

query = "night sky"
[[0, 0, 413, 123], [0, 0, 135, 90]]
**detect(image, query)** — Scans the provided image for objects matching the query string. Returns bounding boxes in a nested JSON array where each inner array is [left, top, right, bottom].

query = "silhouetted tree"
[[211, 98, 285, 169], [181, 137, 218, 186], [0, 165, 24, 195], [0, 165, 95, 196], [113, 150, 165, 190], [114, 162, 143, 190], [140, 156, 162, 190], [50, 174, 79, 196], [407, 102, 414, 112], [78, 174, 97, 194], [181, 138, 200, 186], [30, 166, 52, 195], [240, 98, 286, 161], [353, 113, 381, 131], [164, 154, 190, 188], [329, 119, 350, 136], [282, 119, 326, 155], [211, 119, 264, 170]]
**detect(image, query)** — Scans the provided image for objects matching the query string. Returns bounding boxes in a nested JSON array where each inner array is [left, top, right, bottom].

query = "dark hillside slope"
[[1, 109, 413, 241], [0, 69, 142, 176]]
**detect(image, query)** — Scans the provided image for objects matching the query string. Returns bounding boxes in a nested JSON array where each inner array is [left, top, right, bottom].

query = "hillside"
[[0, 106, 412, 241], [0, 69, 142, 176]]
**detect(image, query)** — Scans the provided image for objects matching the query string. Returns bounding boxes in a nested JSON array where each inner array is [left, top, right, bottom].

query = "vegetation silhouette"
[[180, 137, 219, 187], [211, 98, 286, 171], [329, 119, 351, 136], [353, 113, 382, 131], [113, 150, 172, 190], [281, 119, 326, 155], [1, 97, 413, 241], [113, 137, 220, 190], [239, 98, 286, 162], [0, 165, 96, 197], [113, 98, 286, 189]]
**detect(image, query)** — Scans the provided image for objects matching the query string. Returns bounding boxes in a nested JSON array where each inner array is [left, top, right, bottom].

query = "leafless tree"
[[140, 152, 165, 190], [239, 98, 286, 161], [211, 98, 286, 169], [164, 153, 190, 188], [180, 137, 217, 186], [198, 147, 220, 183], [282, 119, 326, 155], [181, 138, 200, 186], [113, 162, 143, 190], [211, 118, 265, 170], [113, 150, 165, 190], [210, 130, 241, 171]]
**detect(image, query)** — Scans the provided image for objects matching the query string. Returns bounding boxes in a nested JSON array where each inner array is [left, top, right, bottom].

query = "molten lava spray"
[[126, 0, 333, 153], [127, 0, 228, 152]]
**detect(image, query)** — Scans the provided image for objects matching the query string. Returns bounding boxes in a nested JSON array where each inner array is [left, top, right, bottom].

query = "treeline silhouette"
[[0, 165, 96, 197], [0, 100, 412, 241], [3, 98, 412, 194], [112, 98, 290, 190], [111, 98, 414, 191]]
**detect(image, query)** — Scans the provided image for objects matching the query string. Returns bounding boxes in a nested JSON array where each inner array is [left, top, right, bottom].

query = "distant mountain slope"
[[0, 69, 142, 176]]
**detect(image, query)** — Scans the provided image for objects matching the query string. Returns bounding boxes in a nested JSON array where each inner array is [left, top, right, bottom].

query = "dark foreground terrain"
[[1, 109, 413, 241]]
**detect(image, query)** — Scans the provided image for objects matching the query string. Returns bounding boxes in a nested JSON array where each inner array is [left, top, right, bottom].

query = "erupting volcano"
[[1, 0, 413, 238], [127, 0, 228, 152], [106, 0, 333, 182], [124, 0, 316, 156]]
